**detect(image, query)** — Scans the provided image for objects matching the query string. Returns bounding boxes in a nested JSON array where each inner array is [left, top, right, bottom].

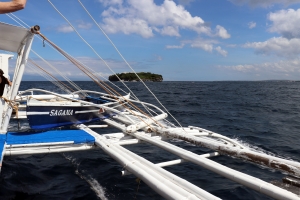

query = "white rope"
[[48, 0, 136, 95], [9, 12, 131, 98], [27, 64, 69, 93], [8, 14, 83, 91], [47, 1, 121, 82], [78, 0, 184, 129], [8, 9, 162, 127], [32, 57, 82, 94], [68, 58, 127, 96], [30, 50, 87, 95], [48, 0, 161, 121], [6, 13, 86, 95], [77, 1, 155, 105], [27, 64, 61, 90]]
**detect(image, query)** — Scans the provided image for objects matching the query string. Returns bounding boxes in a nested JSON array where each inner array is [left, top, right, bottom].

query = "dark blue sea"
[[1, 81, 300, 200]]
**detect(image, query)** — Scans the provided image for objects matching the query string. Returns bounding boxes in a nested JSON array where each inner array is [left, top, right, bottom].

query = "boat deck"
[[6, 129, 95, 145], [0, 135, 5, 170], [1, 130, 96, 158]]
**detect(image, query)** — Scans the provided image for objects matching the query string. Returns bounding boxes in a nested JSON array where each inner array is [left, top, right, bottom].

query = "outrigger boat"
[[1, 22, 300, 200]]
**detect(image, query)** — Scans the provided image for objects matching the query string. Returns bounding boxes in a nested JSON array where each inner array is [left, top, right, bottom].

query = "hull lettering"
[[50, 109, 74, 116]]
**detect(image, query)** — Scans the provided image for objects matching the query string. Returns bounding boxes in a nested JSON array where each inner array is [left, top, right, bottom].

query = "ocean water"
[[1, 81, 300, 200]]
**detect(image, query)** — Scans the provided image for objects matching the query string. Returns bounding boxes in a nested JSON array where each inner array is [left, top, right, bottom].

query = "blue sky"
[[1, 0, 300, 81]]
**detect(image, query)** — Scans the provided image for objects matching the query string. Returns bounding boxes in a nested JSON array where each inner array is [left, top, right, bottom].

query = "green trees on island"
[[108, 72, 163, 82]]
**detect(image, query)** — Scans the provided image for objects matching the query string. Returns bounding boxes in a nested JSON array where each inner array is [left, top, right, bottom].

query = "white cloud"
[[215, 46, 228, 57], [166, 38, 228, 55], [229, 0, 300, 7], [77, 21, 93, 30], [191, 41, 214, 52], [99, 0, 229, 39], [57, 25, 73, 33], [248, 21, 256, 29], [168, 39, 214, 51], [244, 37, 300, 57], [98, 0, 123, 6], [57, 21, 92, 33], [161, 26, 180, 37], [222, 64, 256, 73], [215, 25, 231, 39], [221, 59, 300, 76], [102, 17, 154, 38], [268, 9, 300, 39], [227, 44, 237, 48], [166, 44, 185, 49], [155, 55, 162, 61], [243, 9, 300, 59], [177, 0, 195, 6]]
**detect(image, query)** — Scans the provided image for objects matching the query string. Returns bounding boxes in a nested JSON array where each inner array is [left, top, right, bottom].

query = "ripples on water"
[[1, 81, 300, 199]]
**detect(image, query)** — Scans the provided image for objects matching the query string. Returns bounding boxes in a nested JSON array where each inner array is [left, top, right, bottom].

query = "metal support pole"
[[78, 125, 220, 200], [0, 98, 5, 131], [1, 32, 35, 132], [131, 131, 300, 200]]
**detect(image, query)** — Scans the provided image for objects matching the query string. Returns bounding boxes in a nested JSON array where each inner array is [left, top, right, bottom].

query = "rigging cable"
[[78, 0, 184, 129], [30, 50, 86, 96], [47, 1, 146, 102], [47, 0, 167, 128], [35, 30, 164, 128], [6, 13, 87, 96], [26, 64, 68, 92], [8, 13, 132, 99], [35, 33, 115, 96], [5, 12, 163, 128], [28, 59, 75, 93]]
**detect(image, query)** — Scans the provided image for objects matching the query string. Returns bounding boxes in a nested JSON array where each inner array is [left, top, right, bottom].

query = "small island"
[[108, 72, 163, 82]]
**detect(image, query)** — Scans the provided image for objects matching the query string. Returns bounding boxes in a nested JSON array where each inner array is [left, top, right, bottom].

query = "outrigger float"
[[1, 22, 300, 200]]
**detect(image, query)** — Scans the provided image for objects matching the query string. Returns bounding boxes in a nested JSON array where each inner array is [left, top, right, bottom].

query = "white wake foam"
[[63, 153, 108, 200]]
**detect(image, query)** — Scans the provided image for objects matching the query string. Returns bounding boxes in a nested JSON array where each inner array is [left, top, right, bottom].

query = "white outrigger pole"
[[1, 22, 300, 199]]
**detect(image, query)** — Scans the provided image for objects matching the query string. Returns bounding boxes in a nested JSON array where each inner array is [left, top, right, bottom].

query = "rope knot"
[[0, 96, 19, 118]]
